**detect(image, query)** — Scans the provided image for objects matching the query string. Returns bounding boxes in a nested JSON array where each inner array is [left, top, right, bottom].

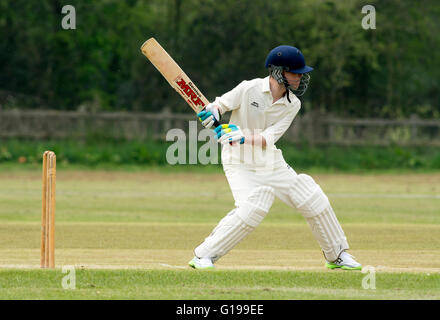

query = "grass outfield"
[[0, 168, 439, 299], [1, 269, 438, 300]]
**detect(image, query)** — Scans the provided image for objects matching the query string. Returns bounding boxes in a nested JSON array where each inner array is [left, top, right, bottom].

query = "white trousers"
[[222, 163, 349, 262], [224, 164, 301, 208]]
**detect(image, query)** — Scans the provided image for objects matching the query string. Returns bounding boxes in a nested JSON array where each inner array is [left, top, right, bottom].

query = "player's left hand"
[[215, 124, 245, 145]]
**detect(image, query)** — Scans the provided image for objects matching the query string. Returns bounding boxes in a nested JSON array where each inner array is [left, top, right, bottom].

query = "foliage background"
[[1, 0, 439, 118]]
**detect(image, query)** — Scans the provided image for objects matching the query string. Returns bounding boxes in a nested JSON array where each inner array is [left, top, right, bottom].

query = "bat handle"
[[200, 106, 221, 128], [206, 114, 232, 145], [213, 118, 221, 129], [212, 119, 234, 146], [200, 107, 231, 145]]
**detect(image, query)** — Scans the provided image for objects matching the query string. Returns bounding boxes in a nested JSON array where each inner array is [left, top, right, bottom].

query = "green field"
[[0, 167, 439, 299]]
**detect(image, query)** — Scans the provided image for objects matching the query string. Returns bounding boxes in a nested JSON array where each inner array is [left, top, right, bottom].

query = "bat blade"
[[140, 38, 209, 113]]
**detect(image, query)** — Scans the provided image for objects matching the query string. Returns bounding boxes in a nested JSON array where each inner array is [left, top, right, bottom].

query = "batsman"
[[190, 45, 362, 270]]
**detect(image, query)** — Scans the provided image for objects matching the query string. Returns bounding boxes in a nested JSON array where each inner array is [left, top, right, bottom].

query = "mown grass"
[[1, 170, 439, 225], [0, 169, 439, 299], [1, 269, 439, 300]]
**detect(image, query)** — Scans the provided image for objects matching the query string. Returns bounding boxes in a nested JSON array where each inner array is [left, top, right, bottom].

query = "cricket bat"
[[140, 37, 220, 127]]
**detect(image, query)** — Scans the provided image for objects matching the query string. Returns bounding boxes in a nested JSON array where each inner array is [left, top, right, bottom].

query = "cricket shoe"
[[188, 257, 215, 270], [325, 251, 362, 270]]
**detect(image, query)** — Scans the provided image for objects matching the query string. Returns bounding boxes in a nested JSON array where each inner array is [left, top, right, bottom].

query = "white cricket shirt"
[[213, 76, 301, 169]]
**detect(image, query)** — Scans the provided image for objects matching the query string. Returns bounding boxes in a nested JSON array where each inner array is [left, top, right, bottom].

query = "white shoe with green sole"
[[326, 251, 362, 270], [188, 257, 215, 270]]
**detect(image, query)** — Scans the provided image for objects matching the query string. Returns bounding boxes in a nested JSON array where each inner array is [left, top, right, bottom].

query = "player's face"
[[284, 72, 302, 89]]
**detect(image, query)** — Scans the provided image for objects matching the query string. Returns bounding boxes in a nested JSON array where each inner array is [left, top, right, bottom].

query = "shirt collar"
[[262, 76, 271, 93], [262, 76, 292, 106]]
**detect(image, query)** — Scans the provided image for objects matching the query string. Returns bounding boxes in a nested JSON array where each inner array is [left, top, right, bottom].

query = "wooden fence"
[[1, 109, 439, 146]]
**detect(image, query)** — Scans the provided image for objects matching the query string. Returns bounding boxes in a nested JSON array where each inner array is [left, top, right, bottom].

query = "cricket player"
[[190, 45, 361, 270]]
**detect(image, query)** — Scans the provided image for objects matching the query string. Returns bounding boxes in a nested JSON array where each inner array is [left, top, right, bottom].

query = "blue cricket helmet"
[[265, 45, 313, 98], [265, 45, 313, 74]]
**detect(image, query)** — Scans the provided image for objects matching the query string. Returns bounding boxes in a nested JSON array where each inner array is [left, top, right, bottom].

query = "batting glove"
[[197, 103, 221, 129], [215, 124, 245, 145]]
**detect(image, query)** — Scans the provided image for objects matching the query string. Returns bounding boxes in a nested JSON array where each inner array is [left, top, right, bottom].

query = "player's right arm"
[[260, 100, 300, 147], [244, 134, 267, 147]]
